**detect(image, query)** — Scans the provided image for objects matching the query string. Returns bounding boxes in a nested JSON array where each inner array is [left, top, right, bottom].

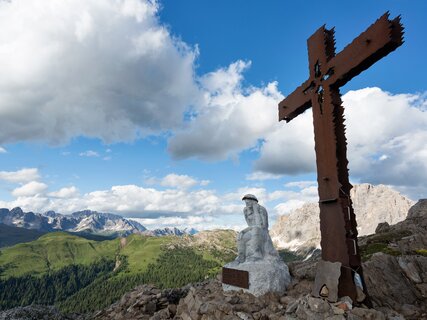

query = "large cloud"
[[254, 88, 427, 197], [253, 109, 315, 175], [344, 89, 427, 187], [0, 168, 40, 183], [0, 0, 198, 144], [168, 61, 283, 160], [0, 172, 221, 216], [11, 181, 48, 197], [0, 168, 319, 229], [145, 173, 209, 190]]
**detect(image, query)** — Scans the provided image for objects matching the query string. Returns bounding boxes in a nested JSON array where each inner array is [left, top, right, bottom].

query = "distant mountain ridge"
[[0, 207, 147, 236], [144, 227, 198, 237], [0, 207, 198, 241]]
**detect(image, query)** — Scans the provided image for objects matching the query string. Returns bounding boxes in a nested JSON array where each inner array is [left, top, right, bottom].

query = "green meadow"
[[0, 230, 237, 313]]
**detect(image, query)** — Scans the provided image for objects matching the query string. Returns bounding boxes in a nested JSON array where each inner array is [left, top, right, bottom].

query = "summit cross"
[[278, 13, 404, 300]]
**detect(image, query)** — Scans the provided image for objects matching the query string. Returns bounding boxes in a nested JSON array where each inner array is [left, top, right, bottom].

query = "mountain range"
[[0, 207, 146, 235], [0, 207, 198, 247], [1, 198, 426, 318]]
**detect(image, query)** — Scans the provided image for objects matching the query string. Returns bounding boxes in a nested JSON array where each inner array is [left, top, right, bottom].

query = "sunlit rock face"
[[270, 184, 414, 251]]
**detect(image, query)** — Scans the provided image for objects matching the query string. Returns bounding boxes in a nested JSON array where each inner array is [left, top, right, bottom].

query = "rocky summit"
[[270, 184, 414, 251], [94, 279, 388, 320], [1, 199, 426, 320], [88, 200, 427, 320]]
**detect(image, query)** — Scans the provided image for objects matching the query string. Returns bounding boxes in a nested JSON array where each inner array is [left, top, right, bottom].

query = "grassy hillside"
[[0, 230, 238, 313], [120, 234, 170, 274], [0, 232, 119, 278], [0, 223, 47, 248]]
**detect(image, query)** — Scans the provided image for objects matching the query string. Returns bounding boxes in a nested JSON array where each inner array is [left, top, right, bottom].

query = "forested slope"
[[0, 230, 237, 313]]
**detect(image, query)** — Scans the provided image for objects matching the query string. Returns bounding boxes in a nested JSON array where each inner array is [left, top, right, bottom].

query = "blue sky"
[[0, 0, 426, 230]]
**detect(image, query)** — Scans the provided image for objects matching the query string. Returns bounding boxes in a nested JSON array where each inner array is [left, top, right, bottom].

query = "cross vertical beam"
[[278, 13, 404, 301]]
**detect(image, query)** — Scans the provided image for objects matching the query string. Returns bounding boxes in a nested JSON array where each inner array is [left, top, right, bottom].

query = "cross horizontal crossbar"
[[279, 12, 404, 122]]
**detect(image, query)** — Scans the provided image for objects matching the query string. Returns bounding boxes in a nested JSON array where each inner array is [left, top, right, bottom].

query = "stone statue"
[[222, 194, 291, 296], [237, 194, 278, 262]]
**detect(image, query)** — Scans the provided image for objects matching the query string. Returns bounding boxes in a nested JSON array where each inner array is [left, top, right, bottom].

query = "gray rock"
[[236, 311, 254, 320], [407, 199, 427, 220], [306, 296, 331, 313], [0, 305, 85, 320], [398, 257, 422, 283], [363, 253, 427, 313], [375, 222, 390, 233], [400, 304, 421, 318], [350, 307, 386, 320]]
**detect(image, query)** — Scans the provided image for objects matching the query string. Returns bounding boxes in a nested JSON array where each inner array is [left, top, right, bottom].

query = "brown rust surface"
[[278, 12, 404, 300], [222, 267, 249, 289]]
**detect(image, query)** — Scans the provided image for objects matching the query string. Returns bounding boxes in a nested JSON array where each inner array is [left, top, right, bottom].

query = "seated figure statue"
[[223, 194, 291, 296], [237, 194, 278, 262]]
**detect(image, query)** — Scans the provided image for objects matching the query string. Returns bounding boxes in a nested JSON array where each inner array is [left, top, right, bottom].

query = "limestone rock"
[[375, 222, 390, 233], [285, 202, 427, 318], [176, 280, 379, 320], [363, 253, 427, 314], [93, 284, 188, 320], [270, 184, 414, 250], [350, 307, 386, 320], [407, 199, 427, 220], [0, 305, 83, 320]]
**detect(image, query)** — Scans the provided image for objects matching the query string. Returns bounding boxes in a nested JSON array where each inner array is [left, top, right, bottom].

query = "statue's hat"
[[242, 194, 258, 202]]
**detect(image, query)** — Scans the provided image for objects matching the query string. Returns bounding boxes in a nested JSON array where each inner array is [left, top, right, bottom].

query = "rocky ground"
[[1, 199, 426, 320]]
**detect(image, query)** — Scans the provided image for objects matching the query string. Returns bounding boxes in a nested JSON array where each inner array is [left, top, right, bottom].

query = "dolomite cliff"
[[270, 184, 414, 250]]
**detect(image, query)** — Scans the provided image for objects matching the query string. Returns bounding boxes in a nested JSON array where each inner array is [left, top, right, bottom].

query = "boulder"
[[375, 222, 390, 233], [363, 253, 427, 315], [407, 199, 427, 220]]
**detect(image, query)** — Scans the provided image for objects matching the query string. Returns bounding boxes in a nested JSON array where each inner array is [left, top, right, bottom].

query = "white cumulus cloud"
[[11, 181, 48, 197], [168, 61, 283, 160], [146, 173, 209, 190], [254, 87, 427, 198], [0, 0, 198, 145], [79, 150, 99, 157], [160, 174, 198, 189], [0, 168, 40, 183], [48, 186, 79, 198]]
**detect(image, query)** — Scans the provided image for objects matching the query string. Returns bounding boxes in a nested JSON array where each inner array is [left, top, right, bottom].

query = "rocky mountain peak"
[[270, 184, 415, 250], [407, 198, 427, 220], [43, 210, 60, 218], [10, 207, 24, 215], [72, 210, 107, 219]]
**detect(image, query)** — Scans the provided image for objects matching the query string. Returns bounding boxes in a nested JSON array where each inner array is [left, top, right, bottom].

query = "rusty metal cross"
[[278, 13, 404, 300]]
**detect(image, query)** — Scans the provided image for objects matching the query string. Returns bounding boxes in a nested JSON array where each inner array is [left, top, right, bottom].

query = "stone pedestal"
[[222, 257, 291, 296]]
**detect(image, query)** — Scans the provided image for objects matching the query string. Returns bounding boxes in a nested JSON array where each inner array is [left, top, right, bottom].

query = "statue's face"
[[244, 199, 254, 207]]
